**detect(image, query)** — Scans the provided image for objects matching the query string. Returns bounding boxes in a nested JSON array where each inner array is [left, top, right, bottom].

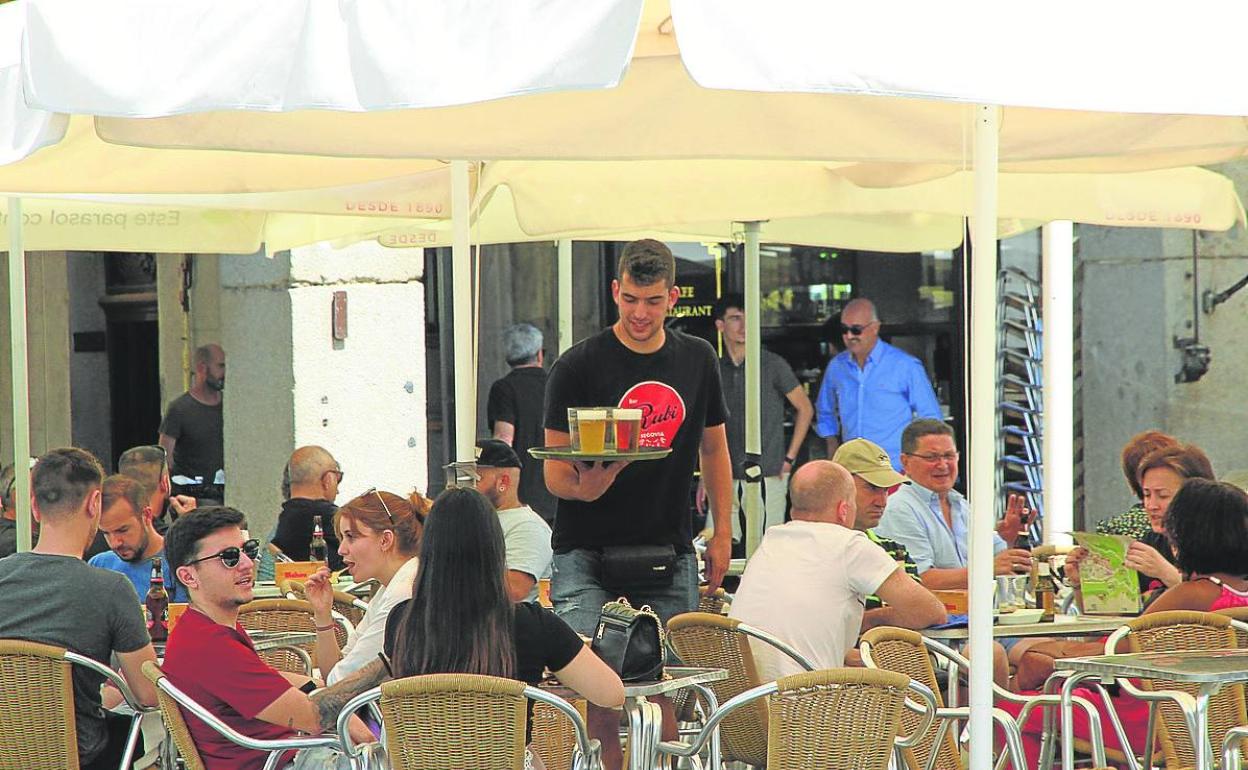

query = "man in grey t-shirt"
[[0, 448, 157, 770], [474, 439, 553, 603], [707, 294, 814, 542]]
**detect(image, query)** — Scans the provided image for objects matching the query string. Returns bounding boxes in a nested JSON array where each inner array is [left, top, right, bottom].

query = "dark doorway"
[[101, 253, 162, 468]]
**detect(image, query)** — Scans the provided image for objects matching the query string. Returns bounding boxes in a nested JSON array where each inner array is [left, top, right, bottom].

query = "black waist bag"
[[590, 598, 665, 682], [600, 544, 676, 590]]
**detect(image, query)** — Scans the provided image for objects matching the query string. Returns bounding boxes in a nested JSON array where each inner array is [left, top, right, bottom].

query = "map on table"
[[1073, 532, 1142, 615]]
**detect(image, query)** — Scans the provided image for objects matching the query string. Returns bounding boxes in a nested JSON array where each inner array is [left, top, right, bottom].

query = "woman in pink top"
[[1146, 478, 1248, 613]]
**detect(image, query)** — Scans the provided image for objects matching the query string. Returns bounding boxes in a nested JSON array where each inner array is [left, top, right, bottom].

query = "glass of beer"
[[611, 408, 642, 452], [576, 409, 608, 453]]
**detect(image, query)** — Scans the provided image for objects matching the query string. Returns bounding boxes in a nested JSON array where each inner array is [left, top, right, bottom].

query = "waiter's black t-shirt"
[[543, 326, 728, 554], [487, 366, 557, 523]]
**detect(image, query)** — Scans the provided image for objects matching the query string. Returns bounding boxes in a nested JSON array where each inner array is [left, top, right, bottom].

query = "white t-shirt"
[[728, 519, 897, 683], [326, 556, 420, 685], [497, 504, 553, 603]]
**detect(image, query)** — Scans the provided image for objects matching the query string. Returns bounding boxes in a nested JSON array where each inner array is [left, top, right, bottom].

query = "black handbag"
[[600, 544, 676, 590], [590, 597, 666, 682]]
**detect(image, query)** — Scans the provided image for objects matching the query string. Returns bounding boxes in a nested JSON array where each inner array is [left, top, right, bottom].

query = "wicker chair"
[[1103, 611, 1248, 770], [665, 612, 815, 767], [696, 587, 730, 616], [141, 661, 342, 770], [860, 626, 1078, 770], [0, 639, 154, 770], [238, 598, 348, 674], [335, 673, 600, 770], [660, 667, 938, 770], [1213, 606, 1248, 647]]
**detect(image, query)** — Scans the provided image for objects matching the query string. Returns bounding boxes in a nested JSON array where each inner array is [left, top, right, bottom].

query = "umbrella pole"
[[450, 161, 475, 469], [742, 222, 763, 557], [558, 240, 573, 354], [6, 198, 31, 552], [1042, 222, 1074, 546], [968, 106, 1000, 770]]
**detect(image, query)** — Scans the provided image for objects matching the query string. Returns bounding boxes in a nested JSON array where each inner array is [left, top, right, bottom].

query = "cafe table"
[[1056, 648, 1248, 770], [545, 666, 727, 770], [922, 613, 1136, 642]]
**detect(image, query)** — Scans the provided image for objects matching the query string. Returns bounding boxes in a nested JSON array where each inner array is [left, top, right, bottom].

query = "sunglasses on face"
[[186, 538, 261, 568], [841, 322, 876, 336]]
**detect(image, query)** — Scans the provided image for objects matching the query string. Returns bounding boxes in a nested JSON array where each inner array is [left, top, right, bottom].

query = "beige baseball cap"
[[833, 438, 908, 487]]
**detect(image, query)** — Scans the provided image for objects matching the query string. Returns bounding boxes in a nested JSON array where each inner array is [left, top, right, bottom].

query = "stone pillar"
[[219, 242, 426, 538], [0, 250, 72, 460]]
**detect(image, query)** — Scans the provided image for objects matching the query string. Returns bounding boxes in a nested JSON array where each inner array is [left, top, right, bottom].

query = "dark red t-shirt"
[[161, 608, 298, 770]]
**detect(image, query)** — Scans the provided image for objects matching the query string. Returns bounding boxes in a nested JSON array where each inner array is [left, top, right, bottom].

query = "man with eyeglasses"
[[0, 448, 159, 770], [270, 446, 345, 570], [814, 298, 942, 470], [164, 507, 374, 770], [118, 444, 197, 534], [876, 419, 1033, 589]]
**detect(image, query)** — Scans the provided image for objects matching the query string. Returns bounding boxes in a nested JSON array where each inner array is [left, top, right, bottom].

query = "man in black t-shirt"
[[270, 446, 344, 571], [544, 240, 733, 770], [487, 323, 557, 523], [159, 343, 225, 502]]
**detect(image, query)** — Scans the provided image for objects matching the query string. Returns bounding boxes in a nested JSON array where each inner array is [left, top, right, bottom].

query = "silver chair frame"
[[61, 650, 156, 770]]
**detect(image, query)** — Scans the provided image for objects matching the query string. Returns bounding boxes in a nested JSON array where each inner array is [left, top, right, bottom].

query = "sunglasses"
[[186, 538, 261, 568], [364, 487, 395, 525], [840, 322, 877, 336]]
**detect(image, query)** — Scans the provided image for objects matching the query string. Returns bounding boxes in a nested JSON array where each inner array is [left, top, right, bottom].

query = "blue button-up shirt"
[[875, 481, 1006, 574], [814, 339, 942, 469]]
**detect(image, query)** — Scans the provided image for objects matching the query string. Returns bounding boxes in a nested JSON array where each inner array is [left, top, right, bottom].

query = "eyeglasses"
[[185, 538, 261, 568], [364, 487, 395, 525], [840, 322, 878, 336], [905, 452, 960, 464], [324, 468, 344, 482]]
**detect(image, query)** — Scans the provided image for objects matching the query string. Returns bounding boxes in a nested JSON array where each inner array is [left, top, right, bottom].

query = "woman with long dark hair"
[[383, 488, 623, 756]]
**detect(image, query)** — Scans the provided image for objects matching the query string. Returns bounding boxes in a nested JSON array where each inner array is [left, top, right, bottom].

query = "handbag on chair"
[[590, 597, 666, 682]]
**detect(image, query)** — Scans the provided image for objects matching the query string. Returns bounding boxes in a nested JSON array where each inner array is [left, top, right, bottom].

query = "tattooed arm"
[[309, 659, 389, 738]]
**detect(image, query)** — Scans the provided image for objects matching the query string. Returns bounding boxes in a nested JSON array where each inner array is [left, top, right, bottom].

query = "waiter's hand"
[[703, 533, 731, 594], [570, 460, 630, 501], [169, 495, 197, 516]]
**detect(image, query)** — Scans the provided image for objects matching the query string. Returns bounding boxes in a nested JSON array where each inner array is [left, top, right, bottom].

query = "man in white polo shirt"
[[729, 460, 946, 682]]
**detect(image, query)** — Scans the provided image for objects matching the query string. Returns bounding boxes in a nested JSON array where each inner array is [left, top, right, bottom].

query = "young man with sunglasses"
[[164, 507, 374, 770], [0, 448, 159, 770], [814, 298, 943, 470], [271, 446, 344, 570]]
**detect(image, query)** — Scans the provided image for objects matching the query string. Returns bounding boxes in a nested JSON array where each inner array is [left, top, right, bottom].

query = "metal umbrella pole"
[[6, 197, 31, 551], [741, 222, 764, 556]]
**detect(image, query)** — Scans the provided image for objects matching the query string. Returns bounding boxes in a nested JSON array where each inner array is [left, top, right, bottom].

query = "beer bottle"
[[1036, 559, 1056, 622], [309, 515, 328, 564], [145, 558, 170, 642]]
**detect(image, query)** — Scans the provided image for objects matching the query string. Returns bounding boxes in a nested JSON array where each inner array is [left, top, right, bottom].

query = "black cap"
[[476, 439, 522, 469]]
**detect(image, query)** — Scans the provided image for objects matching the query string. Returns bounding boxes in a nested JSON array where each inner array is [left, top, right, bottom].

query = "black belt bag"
[[600, 544, 676, 590], [591, 597, 666, 682]]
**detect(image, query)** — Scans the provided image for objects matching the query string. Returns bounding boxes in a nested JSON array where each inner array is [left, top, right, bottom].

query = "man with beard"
[[159, 343, 225, 502], [89, 474, 188, 601], [473, 438, 552, 603]]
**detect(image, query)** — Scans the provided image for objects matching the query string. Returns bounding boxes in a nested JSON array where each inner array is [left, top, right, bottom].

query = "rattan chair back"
[[238, 598, 346, 671], [142, 661, 206, 770], [767, 668, 909, 770], [333, 591, 367, 626], [1213, 606, 1248, 647], [1125, 610, 1246, 770], [0, 639, 79, 770], [859, 626, 960, 770], [378, 673, 528, 770], [697, 588, 730, 616], [667, 612, 771, 766]]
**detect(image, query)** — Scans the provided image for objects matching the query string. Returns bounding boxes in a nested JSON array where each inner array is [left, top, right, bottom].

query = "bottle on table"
[[145, 558, 169, 642], [1036, 559, 1056, 622], [309, 515, 328, 564]]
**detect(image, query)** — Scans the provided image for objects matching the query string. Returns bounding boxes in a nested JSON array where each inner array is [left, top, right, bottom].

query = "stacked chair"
[[997, 266, 1044, 535]]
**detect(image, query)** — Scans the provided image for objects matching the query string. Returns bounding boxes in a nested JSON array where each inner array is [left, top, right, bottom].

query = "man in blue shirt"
[[88, 474, 188, 602], [814, 298, 942, 470], [876, 419, 1032, 589]]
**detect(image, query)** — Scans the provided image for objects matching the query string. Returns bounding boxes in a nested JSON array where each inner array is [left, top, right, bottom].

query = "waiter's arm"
[[699, 424, 733, 593], [543, 428, 629, 502]]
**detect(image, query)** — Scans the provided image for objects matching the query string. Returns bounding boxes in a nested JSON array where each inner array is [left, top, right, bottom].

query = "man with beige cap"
[[729, 460, 945, 682]]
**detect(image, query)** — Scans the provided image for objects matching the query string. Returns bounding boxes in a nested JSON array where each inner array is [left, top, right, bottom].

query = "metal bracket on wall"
[[1173, 336, 1212, 383], [1202, 271, 1248, 314]]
